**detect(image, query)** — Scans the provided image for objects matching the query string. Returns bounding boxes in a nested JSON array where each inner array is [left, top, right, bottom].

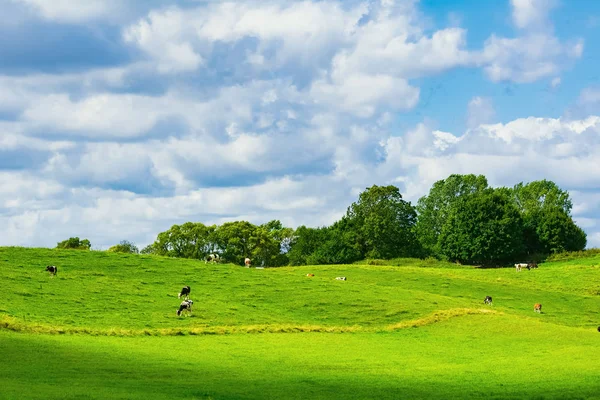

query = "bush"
[[545, 248, 600, 262], [107, 240, 139, 254], [56, 237, 91, 250]]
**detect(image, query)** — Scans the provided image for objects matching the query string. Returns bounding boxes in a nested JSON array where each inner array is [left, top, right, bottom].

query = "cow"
[[515, 263, 528, 272], [177, 299, 193, 316], [45, 265, 57, 276], [335, 277, 347, 281], [597, 326, 600, 333], [245, 258, 251, 268], [484, 296, 493, 305], [306, 273, 315, 277], [178, 285, 191, 299], [205, 254, 220, 264], [534, 303, 542, 313], [528, 262, 538, 269]]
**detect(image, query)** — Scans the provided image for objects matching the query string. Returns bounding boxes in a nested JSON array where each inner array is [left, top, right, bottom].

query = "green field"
[[1, 247, 599, 399]]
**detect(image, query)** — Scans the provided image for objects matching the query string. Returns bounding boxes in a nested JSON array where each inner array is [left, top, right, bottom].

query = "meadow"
[[1, 247, 599, 399]]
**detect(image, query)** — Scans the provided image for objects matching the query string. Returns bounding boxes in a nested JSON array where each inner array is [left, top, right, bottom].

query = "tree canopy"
[[140, 175, 587, 266]]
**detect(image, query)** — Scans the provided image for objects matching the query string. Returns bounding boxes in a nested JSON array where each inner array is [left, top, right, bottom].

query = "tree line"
[[57, 174, 587, 266]]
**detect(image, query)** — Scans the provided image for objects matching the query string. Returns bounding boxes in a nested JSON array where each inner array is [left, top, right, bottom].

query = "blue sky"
[[1, 0, 600, 249]]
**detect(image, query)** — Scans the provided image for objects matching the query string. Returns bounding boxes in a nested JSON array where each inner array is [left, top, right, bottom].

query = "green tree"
[[153, 222, 216, 259], [511, 180, 584, 256], [212, 221, 257, 265], [56, 237, 91, 250], [347, 185, 419, 259], [307, 218, 363, 264], [535, 208, 587, 253], [439, 188, 525, 265], [287, 226, 328, 266], [107, 240, 139, 254], [415, 174, 488, 257]]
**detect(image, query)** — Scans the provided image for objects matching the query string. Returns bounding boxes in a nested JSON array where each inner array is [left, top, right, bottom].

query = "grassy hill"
[[1, 246, 599, 399]]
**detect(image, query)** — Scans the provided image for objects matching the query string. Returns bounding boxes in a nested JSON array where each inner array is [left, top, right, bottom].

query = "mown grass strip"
[[0, 308, 498, 337]]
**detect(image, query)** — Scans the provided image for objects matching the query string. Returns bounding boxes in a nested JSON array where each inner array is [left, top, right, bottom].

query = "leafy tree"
[[153, 222, 216, 259], [56, 237, 91, 250], [107, 240, 139, 254], [512, 179, 573, 215], [140, 244, 156, 255], [415, 174, 488, 257], [212, 221, 257, 265], [307, 218, 363, 264], [287, 226, 328, 266], [346, 185, 419, 259], [439, 188, 525, 265], [511, 180, 583, 256], [535, 208, 587, 253]]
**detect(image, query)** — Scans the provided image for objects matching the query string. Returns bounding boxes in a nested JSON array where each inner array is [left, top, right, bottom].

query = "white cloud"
[[479, 34, 582, 83], [11, 0, 116, 22], [467, 97, 495, 129], [511, 0, 557, 30]]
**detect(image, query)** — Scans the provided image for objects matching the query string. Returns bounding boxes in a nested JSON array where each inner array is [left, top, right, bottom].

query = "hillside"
[[1, 247, 599, 399], [1, 246, 599, 334]]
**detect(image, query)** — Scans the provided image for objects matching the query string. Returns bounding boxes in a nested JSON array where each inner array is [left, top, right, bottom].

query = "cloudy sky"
[[1, 0, 600, 250]]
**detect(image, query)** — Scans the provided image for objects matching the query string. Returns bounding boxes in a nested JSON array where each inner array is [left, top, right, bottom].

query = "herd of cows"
[[42, 260, 598, 332]]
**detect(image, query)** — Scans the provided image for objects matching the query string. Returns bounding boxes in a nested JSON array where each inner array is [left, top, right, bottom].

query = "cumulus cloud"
[[476, 0, 582, 83], [467, 97, 495, 129], [1, 0, 598, 250]]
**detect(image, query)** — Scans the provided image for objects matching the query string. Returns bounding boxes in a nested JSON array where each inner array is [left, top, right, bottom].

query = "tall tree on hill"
[[439, 188, 525, 265], [346, 185, 419, 259], [511, 180, 585, 256], [153, 222, 216, 259], [415, 174, 488, 257]]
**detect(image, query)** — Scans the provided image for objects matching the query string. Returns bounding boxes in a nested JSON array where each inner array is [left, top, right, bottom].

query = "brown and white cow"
[[534, 303, 542, 313], [245, 258, 251, 268]]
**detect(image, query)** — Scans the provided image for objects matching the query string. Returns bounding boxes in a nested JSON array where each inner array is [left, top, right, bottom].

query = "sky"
[[1, 0, 600, 250]]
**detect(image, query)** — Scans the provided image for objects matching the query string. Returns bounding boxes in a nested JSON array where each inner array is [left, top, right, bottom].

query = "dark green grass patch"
[[1, 313, 598, 400]]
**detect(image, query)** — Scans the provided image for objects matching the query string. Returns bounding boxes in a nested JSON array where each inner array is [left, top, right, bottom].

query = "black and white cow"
[[484, 296, 493, 305], [45, 265, 57, 276], [205, 254, 220, 264], [177, 299, 193, 316], [515, 263, 529, 272], [335, 276, 347, 281], [178, 285, 191, 299]]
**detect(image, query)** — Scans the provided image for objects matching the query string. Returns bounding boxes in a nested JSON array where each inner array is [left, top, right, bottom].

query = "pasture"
[[1, 247, 599, 399]]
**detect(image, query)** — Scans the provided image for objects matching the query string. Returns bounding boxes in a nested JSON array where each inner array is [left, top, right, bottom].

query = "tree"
[[511, 180, 584, 256], [212, 221, 257, 265], [286, 226, 328, 266], [535, 208, 587, 253], [56, 237, 91, 250], [152, 222, 216, 259], [439, 189, 525, 265], [308, 218, 363, 264], [346, 185, 419, 259], [512, 179, 573, 215], [107, 240, 139, 254], [415, 174, 488, 257]]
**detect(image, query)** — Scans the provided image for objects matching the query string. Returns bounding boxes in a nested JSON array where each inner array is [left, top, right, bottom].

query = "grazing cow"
[[45, 265, 57, 276], [178, 285, 191, 299], [528, 262, 538, 269], [335, 276, 347, 281], [177, 299, 193, 316], [484, 296, 493, 305], [515, 263, 528, 272], [205, 254, 220, 264], [306, 273, 315, 277], [597, 326, 600, 333], [245, 258, 251, 268], [534, 303, 542, 313]]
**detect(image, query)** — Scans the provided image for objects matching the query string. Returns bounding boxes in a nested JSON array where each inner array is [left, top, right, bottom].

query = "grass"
[[1, 246, 599, 399]]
